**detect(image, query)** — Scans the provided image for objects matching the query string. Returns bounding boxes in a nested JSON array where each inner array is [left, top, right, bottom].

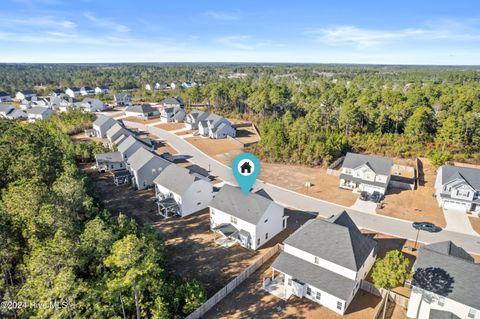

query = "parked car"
[[359, 191, 369, 201], [412, 221, 437, 232], [369, 191, 381, 203]]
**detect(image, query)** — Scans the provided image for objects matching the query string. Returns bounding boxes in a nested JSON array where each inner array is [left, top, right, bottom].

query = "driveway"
[[350, 198, 378, 214], [443, 208, 478, 236], [122, 120, 480, 255]]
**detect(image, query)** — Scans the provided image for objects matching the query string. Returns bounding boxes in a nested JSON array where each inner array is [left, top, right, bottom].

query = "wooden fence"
[[185, 244, 281, 319], [326, 156, 345, 176], [360, 281, 409, 309]]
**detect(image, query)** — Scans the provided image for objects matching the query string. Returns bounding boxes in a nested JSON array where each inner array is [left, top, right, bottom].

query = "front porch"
[[262, 270, 293, 300]]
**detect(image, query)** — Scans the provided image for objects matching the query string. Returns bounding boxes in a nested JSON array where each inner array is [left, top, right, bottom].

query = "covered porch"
[[212, 223, 247, 248], [113, 170, 131, 186], [156, 197, 180, 218], [262, 268, 293, 300]]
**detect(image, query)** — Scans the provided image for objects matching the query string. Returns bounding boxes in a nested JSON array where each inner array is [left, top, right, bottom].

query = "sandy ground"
[[234, 126, 260, 145], [154, 142, 178, 155], [378, 158, 446, 228], [122, 116, 162, 124], [154, 122, 185, 131], [185, 136, 243, 165], [175, 129, 193, 135], [469, 216, 480, 235], [70, 132, 104, 144]]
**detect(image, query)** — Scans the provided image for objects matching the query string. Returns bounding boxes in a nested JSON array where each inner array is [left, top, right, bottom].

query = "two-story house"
[[114, 93, 132, 106], [160, 106, 185, 123], [435, 165, 480, 214], [65, 87, 81, 98], [184, 110, 209, 130], [198, 114, 236, 139], [162, 96, 184, 109], [93, 115, 118, 138], [15, 90, 36, 101], [26, 107, 53, 122], [106, 122, 133, 144], [117, 135, 153, 160], [75, 98, 106, 112], [80, 86, 95, 96], [126, 147, 171, 190], [266, 211, 377, 315], [407, 241, 480, 319], [0, 91, 12, 102], [209, 184, 287, 250], [153, 164, 214, 218], [125, 104, 160, 120], [339, 152, 393, 195], [95, 85, 109, 94], [95, 151, 125, 172]]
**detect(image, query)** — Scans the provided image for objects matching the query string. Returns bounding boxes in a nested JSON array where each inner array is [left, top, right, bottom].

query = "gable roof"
[[125, 104, 157, 114], [284, 211, 377, 271], [188, 109, 207, 119], [413, 241, 480, 309], [106, 122, 127, 137], [0, 104, 15, 114], [154, 164, 201, 195], [127, 147, 170, 172], [117, 135, 148, 154], [162, 97, 183, 105], [67, 87, 80, 92], [7, 109, 27, 119], [27, 106, 50, 115], [0, 91, 10, 97], [209, 184, 276, 224], [18, 89, 35, 95], [342, 152, 393, 176], [114, 92, 131, 100], [440, 165, 480, 191], [93, 115, 117, 129], [81, 86, 94, 91]]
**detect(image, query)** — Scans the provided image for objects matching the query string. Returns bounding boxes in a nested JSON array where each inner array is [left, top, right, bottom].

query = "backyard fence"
[[326, 156, 345, 176], [227, 135, 247, 148], [360, 281, 409, 309], [184, 244, 281, 319]]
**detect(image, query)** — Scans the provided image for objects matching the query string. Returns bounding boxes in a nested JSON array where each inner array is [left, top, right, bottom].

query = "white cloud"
[[217, 35, 253, 50], [0, 16, 76, 30], [205, 10, 241, 21], [84, 12, 130, 33]]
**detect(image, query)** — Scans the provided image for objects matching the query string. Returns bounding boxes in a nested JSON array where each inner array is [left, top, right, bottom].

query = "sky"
[[1, 0, 480, 64]]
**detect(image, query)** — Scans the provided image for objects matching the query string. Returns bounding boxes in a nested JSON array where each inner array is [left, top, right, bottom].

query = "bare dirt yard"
[[185, 136, 243, 166], [204, 256, 403, 319], [234, 125, 260, 145], [175, 129, 193, 135], [123, 116, 161, 124], [260, 163, 358, 207], [70, 132, 104, 144], [154, 122, 185, 131], [378, 158, 446, 228], [469, 216, 480, 235]]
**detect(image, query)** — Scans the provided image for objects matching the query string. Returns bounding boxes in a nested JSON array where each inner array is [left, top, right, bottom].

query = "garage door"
[[362, 184, 385, 195], [443, 200, 468, 212]]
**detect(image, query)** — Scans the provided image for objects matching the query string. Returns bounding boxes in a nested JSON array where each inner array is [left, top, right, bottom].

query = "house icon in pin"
[[240, 161, 252, 174]]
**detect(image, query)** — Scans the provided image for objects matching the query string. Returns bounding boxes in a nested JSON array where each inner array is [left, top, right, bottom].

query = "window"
[[257, 238, 260, 246], [265, 233, 269, 240], [230, 216, 237, 224], [468, 309, 476, 319], [314, 257, 319, 264], [316, 292, 321, 300], [438, 296, 445, 307], [287, 278, 292, 286], [336, 302, 343, 310], [197, 202, 201, 205], [306, 287, 311, 296], [264, 219, 268, 223]]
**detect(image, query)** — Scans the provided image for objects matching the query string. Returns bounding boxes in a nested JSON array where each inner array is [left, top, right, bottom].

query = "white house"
[[95, 85, 109, 94], [0, 91, 12, 102], [95, 151, 125, 172], [435, 165, 480, 214], [92, 115, 118, 138], [0, 104, 27, 120], [125, 104, 160, 119], [114, 93, 132, 106], [154, 164, 214, 218], [127, 147, 171, 190], [266, 212, 377, 315], [65, 87, 81, 98], [75, 98, 106, 112], [198, 114, 235, 139], [0, 104, 15, 118], [406, 241, 480, 319], [154, 82, 169, 90], [339, 152, 393, 195], [26, 107, 53, 122], [162, 97, 184, 108], [106, 122, 132, 144], [181, 80, 197, 89], [80, 86, 95, 96], [209, 184, 287, 250], [145, 84, 152, 91], [184, 110, 209, 130], [170, 82, 177, 89], [117, 135, 152, 160], [15, 90, 36, 101], [50, 88, 63, 97], [160, 107, 185, 123]]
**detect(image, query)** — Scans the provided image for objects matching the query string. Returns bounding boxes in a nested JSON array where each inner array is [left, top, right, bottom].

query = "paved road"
[[125, 120, 480, 255]]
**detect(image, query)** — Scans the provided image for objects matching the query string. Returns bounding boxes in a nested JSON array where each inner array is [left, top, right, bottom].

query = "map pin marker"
[[232, 152, 260, 195]]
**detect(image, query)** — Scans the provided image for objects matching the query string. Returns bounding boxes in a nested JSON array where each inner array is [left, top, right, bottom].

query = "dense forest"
[[1, 63, 480, 164], [0, 111, 205, 319]]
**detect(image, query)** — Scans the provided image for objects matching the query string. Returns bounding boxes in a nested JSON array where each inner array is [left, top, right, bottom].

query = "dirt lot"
[[123, 116, 161, 124], [204, 256, 405, 319], [378, 158, 446, 228], [154, 122, 185, 131], [234, 125, 260, 145], [469, 216, 480, 235], [70, 132, 104, 144], [260, 163, 358, 207], [185, 136, 243, 166], [175, 129, 193, 135], [154, 142, 178, 155]]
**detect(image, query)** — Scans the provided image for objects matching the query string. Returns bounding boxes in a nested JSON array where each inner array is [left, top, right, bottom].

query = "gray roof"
[[0, 104, 14, 114], [0, 91, 10, 97], [106, 123, 129, 139], [81, 86, 94, 91], [429, 310, 460, 319], [188, 109, 206, 120], [68, 87, 80, 92], [272, 251, 356, 301], [153, 164, 200, 195], [440, 165, 480, 191], [117, 135, 143, 153], [18, 89, 35, 95], [209, 184, 277, 224], [413, 241, 480, 309], [114, 93, 131, 100], [127, 147, 170, 172], [93, 115, 117, 129], [284, 211, 377, 271], [95, 151, 123, 163], [7, 109, 27, 119], [162, 97, 183, 105], [125, 104, 157, 114], [27, 106, 50, 115], [342, 152, 393, 176]]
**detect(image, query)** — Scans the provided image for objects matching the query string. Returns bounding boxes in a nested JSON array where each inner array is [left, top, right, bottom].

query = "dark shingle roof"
[[162, 97, 183, 105], [125, 104, 157, 114], [413, 241, 480, 309], [440, 165, 480, 191], [284, 211, 377, 271], [0, 91, 10, 97], [154, 164, 199, 195], [342, 152, 393, 176]]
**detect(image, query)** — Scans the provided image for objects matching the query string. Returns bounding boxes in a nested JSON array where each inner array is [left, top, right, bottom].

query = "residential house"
[[209, 184, 287, 250], [406, 241, 480, 319], [5, 108, 27, 120], [95, 85, 109, 94], [51, 88, 63, 97], [80, 86, 95, 96], [184, 110, 209, 130], [65, 87, 81, 98], [114, 93, 132, 106], [162, 96, 184, 108], [145, 84, 152, 91], [160, 107, 185, 123], [181, 80, 197, 89], [26, 107, 53, 122], [154, 82, 169, 90], [198, 114, 235, 139], [127, 147, 171, 190], [339, 152, 393, 195], [267, 212, 377, 315], [75, 98, 106, 112], [106, 122, 132, 144], [153, 164, 214, 218], [170, 82, 177, 89], [125, 104, 160, 119], [435, 165, 480, 214], [15, 90, 36, 100], [0, 91, 12, 102], [95, 152, 125, 172], [117, 135, 152, 160], [0, 104, 15, 118], [92, 115, 117, 138]]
